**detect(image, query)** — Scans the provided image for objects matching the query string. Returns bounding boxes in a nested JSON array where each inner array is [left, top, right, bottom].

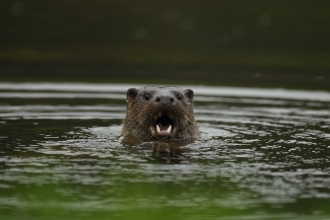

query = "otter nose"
[[155, 95, 174, 104]]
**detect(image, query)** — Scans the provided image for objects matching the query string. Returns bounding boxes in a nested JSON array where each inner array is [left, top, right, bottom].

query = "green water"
[[0, 83, 329, 219]]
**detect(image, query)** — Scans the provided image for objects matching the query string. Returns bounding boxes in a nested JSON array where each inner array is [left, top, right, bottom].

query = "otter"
[[121, 86, 200, 141]]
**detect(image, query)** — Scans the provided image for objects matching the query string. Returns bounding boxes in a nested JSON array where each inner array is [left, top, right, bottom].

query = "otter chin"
[[121, 86, 200, 140]]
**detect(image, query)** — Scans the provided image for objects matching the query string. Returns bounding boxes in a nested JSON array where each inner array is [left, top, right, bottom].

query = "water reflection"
[[0, 83, 329, 219]]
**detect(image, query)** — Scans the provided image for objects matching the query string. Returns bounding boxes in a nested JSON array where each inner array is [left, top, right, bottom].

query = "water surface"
[[0, 83, 330, 220]]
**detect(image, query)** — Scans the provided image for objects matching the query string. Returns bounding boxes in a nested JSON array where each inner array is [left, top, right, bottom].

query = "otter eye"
[[176, 94, 183, 100], [144, 94, 151, 101]]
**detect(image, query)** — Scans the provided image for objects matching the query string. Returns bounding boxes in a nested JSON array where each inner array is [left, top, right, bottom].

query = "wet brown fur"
[[121, 86, 200, 140]]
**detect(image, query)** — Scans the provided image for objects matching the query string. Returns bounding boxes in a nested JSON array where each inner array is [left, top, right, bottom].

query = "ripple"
[[0, 82, 330, 218]]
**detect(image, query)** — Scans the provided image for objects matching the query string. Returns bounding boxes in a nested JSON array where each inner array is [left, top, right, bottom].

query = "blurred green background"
[[1, 0, 330, 89]]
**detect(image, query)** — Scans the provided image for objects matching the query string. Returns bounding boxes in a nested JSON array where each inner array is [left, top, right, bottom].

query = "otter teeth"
[[156, 125, 172, 134], [166, 125, 172, 133]]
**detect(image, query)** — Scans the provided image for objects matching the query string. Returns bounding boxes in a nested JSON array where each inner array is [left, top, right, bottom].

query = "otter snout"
[[155, 95, 175, 105]]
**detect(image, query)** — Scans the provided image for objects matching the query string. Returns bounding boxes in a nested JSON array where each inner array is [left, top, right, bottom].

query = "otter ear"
[[185, 89, 194, 101], [126, 88, 138, 101]]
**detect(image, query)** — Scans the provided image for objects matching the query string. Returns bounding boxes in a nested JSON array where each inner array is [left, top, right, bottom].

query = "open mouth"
[[155, 115, 173, 136]]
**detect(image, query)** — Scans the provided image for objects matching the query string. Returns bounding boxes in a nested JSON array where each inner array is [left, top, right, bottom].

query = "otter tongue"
[[156, 124, 171, 133]]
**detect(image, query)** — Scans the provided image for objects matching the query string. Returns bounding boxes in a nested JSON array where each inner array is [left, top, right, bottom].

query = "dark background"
[[1, 0, 330, 90]]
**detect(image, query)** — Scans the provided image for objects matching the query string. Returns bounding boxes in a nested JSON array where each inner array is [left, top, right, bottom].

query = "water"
[[0, 82, 330, 220]]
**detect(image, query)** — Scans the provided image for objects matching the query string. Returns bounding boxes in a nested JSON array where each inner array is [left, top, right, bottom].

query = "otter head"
[[121, 86, 200, 140]]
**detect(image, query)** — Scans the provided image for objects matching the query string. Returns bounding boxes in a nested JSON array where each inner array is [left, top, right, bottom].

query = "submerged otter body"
[[121, 86, 200, 140]]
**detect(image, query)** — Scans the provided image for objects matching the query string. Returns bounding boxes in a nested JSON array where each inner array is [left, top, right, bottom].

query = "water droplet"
[[221, 34, 232, 46], [163, 10, 178, 24], [180, 20, 194, 32], [232, 27, 245, 39], [253, 72, 262, 78], [10, 2, 24, 16], [257, 14, 272, 28], [316, 76, 324, 80], [134, 28, 147, 40]]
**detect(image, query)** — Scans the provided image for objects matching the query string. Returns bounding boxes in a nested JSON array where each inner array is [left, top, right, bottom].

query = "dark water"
[[1, 83, 330, 220]]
